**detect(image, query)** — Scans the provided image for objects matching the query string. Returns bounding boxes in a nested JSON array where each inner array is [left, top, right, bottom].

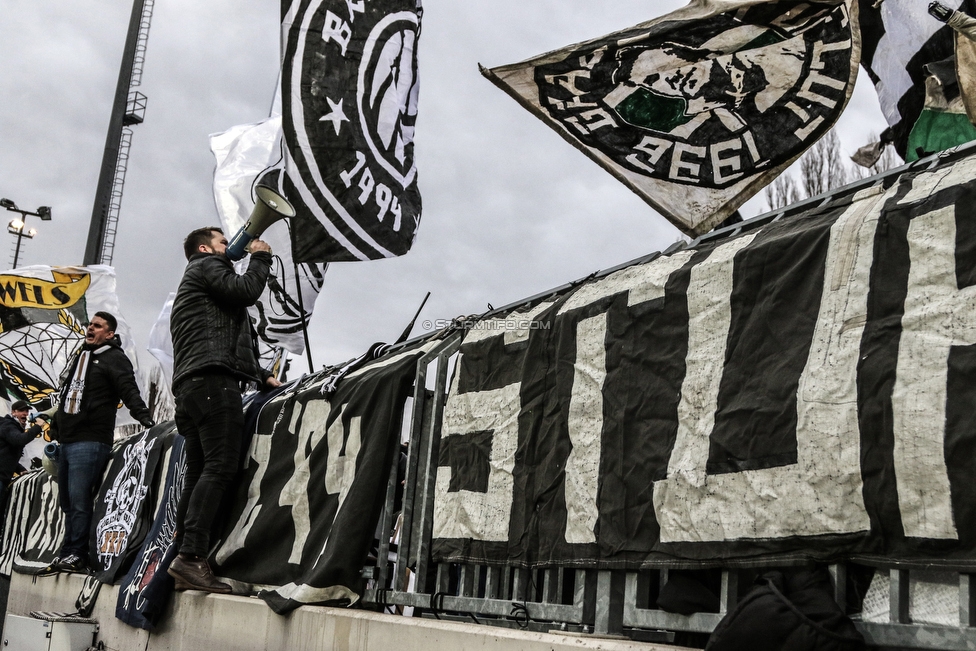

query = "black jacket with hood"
[[0, 414, 41, 484], [169, 250, 272, 391], [52, 335, 153, 446]]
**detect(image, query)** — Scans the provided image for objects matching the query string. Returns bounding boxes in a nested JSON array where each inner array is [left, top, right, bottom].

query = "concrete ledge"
[[7, 573, 687, 651]]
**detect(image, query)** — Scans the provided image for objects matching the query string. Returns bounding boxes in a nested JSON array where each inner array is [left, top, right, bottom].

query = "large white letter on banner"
[[891, 206, 975, 539], [279, 400, 331, 564], [316, 414, 362, 558], [888, 159, 976, 540], [556, 250, 694, 544], [324, 413, 362, 510], [433, 303, 552, 542], [655, 186, 891, 542], [563, 313, 607, 544], [215, 430, 276, 564]]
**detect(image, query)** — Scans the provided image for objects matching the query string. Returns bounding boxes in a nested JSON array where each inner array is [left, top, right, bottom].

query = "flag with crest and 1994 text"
[[281, 0, 423, 263]]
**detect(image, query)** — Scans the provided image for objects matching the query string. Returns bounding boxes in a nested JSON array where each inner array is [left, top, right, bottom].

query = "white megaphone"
[[225, 185, 297, 261]]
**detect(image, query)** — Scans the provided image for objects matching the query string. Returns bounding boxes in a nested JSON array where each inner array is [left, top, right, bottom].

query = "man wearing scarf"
[[50, 311, 154, 573]]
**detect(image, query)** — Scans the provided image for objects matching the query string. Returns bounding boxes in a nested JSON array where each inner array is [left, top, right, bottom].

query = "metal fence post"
[[829, 563, 847, 613], [890, 569, 910, 624], [593, 570, 625, 636], [960, 573, 976, 627]]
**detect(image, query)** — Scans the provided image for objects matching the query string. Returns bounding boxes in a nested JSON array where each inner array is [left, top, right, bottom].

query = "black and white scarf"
[[62, 345, 111, 414]]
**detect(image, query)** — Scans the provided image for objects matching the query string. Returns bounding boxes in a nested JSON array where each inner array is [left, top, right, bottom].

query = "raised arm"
[[0, 417, 37, 449], [202, 250, 273, 308]]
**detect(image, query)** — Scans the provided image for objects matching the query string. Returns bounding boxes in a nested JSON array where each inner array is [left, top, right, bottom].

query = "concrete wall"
[[6, 573, 687, 651]]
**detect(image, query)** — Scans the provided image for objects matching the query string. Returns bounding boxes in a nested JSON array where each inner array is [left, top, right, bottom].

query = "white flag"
[[210, 117, 327, 356]]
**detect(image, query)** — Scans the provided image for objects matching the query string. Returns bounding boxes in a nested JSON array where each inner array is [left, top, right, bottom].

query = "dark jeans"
[[0, 481, 9, 537], [58, 441, 112, 560], [174, 373, 244, 557]]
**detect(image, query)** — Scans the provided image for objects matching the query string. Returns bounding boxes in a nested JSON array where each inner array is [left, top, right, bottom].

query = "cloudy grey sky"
[[1, 0, 889, 376]]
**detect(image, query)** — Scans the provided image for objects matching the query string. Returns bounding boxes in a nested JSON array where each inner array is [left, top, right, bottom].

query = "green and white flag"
[[905, 59, 976, 161], [483, 0, 860, 235]]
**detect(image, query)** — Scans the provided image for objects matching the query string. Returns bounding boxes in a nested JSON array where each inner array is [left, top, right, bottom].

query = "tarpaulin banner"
[[483, 0, 860, 235], [1, 469, 62, 576], [281, 0, 424, 262], [213, 340, 434, 613], [90, 424, 175, 584], [116, 433, 185, 631], [0, 265, 142, 413], [858, 0, 971, 158], [904, 56, 976, 161], [432, 149, 976, 569]]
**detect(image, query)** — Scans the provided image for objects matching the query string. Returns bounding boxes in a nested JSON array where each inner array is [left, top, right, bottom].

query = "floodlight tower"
[[84, 0, 155, 266], [1, 199, 52, 268]]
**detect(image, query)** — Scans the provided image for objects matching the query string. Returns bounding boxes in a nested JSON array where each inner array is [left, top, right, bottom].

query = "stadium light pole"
[[1, 199, 52, 268]]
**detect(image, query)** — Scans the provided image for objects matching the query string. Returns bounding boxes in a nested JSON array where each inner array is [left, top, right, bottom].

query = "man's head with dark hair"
[[86, 311, 117, 346], [183, 227, 225, 261], [10, 399, 29, 425], [93, 311, 117, 333]]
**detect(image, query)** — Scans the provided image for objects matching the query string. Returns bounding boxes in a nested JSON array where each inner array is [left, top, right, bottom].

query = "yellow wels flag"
[[0, 270, 91, 309]]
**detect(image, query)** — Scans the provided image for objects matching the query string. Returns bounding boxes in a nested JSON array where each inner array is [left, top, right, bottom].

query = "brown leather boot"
[[167, 554, 232, 594]]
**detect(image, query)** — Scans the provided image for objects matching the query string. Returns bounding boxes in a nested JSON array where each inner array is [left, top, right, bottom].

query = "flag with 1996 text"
[[483, 0, 860, 236]]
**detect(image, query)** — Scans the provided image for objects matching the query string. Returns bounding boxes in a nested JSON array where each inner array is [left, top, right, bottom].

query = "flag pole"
[[293, 259, 315, 372]]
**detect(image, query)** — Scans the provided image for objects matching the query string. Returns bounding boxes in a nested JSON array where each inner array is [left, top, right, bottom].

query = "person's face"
[[204, 231, 228, 256], [11, 409, 28, 426], [86, 316, 115, 346]]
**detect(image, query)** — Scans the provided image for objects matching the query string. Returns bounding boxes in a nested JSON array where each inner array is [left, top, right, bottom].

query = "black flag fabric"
[[212, 341, 433, 614], [90, 425, 175, 584], [281, 0, 423, 262], [483, 0, 860, 236], [116, 434, 186, 631], [432, 147, 976, 570]]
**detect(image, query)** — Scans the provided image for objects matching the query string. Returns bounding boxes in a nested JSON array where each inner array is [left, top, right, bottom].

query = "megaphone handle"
[[226, 227, 254, 262]]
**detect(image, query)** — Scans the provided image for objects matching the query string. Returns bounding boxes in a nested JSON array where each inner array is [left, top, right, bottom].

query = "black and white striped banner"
[[1, 470, 62, 576], [432, 149, 976, 569]]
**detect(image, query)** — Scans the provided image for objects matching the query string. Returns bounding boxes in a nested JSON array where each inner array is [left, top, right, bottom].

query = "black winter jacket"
[[52, 336, 153, 446], [0, 414, 40, 485], [170, 250, 272, 389]]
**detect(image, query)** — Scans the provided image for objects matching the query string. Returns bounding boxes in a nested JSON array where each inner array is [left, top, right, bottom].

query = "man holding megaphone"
[[168, 226, 281, 593]]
